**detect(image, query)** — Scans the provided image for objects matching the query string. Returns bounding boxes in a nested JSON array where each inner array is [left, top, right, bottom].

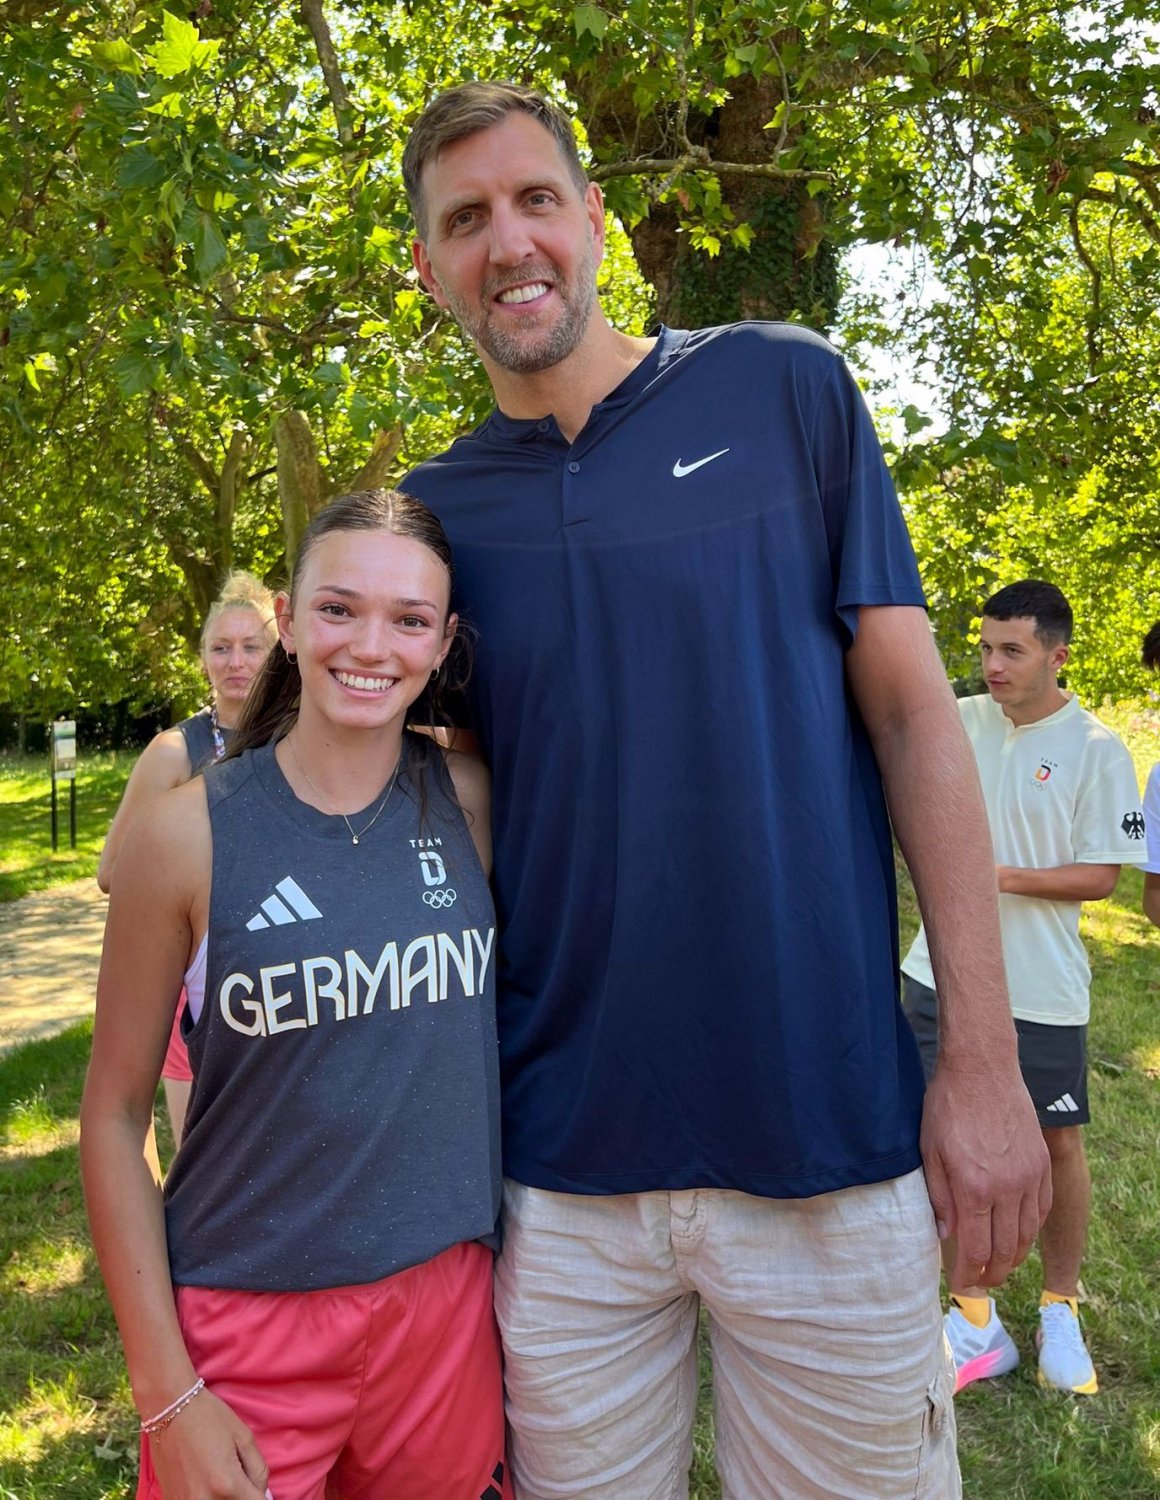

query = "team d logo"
[[1034, 763, 1053, 782], [418, 849, 457, 908]]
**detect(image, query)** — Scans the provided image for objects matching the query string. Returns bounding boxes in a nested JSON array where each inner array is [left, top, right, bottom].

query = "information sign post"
[[50, 719, 77, 852]]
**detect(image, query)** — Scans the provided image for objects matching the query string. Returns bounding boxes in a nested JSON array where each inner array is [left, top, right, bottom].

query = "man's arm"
[[846, 604, 1051, 1290], [996, 864, 1119, 901]]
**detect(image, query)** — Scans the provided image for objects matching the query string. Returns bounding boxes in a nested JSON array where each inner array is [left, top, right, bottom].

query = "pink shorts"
[[138, 1242, 510, 1500], [160, 989, 193, 1082]]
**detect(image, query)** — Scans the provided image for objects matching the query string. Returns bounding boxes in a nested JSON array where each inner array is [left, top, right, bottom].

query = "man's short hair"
[[982, 580, 1073, 647], [402, 81, 588, 239], [1143, 622, 1160, 672]]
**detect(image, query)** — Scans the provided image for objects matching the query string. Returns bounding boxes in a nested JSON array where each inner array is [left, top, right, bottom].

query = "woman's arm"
[[96, 730, 193, 892], [80, 781, 268, 1499], [445, 749, 492, 877]]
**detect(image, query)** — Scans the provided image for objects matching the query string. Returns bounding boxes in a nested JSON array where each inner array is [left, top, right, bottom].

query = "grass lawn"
[[1, 717, 1157, 1496], [0, 753, 138, 904]]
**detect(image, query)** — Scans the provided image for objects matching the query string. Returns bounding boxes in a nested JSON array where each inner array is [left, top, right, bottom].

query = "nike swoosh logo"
[[672, 448, 730, 478]]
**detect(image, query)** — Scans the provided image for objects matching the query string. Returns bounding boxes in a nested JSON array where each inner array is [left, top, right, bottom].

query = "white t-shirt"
[[903, 693, 1146, 1025], [1143, 762, 1160, 875]]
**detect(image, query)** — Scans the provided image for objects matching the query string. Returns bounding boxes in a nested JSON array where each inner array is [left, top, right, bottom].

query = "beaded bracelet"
[[140, 1377, 205, 1436]]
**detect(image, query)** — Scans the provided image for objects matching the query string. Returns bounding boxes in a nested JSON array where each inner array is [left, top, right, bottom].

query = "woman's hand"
[[147, 1387, 270, 1500]]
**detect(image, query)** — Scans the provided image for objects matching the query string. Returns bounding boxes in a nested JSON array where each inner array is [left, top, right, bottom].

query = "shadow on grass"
[[0, 1024, 93, 1119]]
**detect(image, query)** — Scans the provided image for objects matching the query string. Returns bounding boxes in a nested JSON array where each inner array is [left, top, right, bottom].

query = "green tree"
[[1, 0, 1158, 716]]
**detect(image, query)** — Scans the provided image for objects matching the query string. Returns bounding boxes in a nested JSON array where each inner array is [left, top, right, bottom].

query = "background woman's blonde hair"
[[200, 571, 277, 654]]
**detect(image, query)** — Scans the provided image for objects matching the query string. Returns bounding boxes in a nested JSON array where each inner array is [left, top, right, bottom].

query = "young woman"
[[98, 572, 278, 1140], [81, 490, 508, 1500]]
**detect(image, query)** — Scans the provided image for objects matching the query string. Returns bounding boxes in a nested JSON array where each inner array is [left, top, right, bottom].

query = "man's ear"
[[585, 182, 606, 266], [413, 240, 449, 309], [1052, 642, 1071, 674]]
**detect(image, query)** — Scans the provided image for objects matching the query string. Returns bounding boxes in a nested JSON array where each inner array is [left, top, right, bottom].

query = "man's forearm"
[[878, 704, 1018, 1064], [845, 608, 1016, 1065], [997, 862, 1119, 902]]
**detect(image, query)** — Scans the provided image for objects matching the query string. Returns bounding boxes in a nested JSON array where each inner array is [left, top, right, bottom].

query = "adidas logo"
[[246, 876, 323, 931], [1045, 1093, 1080, 1114]]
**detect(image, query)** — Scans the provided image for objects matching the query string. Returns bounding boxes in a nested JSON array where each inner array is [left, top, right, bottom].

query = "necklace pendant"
[[351, 834, 360, 845]]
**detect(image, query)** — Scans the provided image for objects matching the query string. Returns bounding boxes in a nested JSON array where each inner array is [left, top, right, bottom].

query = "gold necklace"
[[286, 734, 401, 846]]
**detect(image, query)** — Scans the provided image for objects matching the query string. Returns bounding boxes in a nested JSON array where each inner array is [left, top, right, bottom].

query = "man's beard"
[[447, 244, 598, 375]]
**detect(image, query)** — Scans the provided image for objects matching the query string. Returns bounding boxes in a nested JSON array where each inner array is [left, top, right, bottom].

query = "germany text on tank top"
[[164, 736, 501, 1292]]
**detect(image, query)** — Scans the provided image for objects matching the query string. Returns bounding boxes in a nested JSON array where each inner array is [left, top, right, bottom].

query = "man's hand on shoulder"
[[921, 1049, 1051, 1290]]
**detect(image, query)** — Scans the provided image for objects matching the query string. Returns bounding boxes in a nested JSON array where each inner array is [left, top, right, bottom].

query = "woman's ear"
[[436, 611, 459, 670], [274, 592, 294, 655]]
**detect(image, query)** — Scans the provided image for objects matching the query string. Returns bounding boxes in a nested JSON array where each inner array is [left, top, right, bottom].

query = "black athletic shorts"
[[901, 975, 1089, 1127]]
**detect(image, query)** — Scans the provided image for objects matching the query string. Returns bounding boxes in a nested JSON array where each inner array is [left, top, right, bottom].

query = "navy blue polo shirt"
[[405, 322, 927, 1198]]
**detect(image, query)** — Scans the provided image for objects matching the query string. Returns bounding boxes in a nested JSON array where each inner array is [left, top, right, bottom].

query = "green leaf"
[[573, 4, 609, 40], [145, 92, 185, 118], [148, 11, 220, 79], [112, 349, 157, 397], [91, 39, 142, 76], [118, 149, 168, 191], [192, 213, 228, 280]]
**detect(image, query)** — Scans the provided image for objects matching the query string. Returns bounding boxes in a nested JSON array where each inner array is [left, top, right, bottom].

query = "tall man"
[[903, 581, 1146, 1395], [401, 82, 1049, 1498]]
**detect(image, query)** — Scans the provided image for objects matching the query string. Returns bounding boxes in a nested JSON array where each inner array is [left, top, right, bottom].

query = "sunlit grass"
[[1, 1087, 56, 1146], [0, 751, 136, 902], [1, 1239, 88, 1297]]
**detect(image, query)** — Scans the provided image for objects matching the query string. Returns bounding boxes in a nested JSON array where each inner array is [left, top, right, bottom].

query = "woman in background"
[[98, 572, 277, 1138]]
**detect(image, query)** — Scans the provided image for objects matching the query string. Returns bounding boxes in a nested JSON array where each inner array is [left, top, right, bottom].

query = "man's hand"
[[921, 1057, 1052, 1290]]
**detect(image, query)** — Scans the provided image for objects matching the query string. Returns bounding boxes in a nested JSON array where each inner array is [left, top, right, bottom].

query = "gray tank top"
[[176, 708, 232, 772], [164, 736, 501, 1292]]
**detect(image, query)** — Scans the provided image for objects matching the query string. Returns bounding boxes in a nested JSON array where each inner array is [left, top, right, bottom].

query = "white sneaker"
[[1036, 1300, 1098, 1394], [943, 1298, 1020, 1393]]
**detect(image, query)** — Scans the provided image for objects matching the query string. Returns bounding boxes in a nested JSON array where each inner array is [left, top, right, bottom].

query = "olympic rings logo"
[[422, 888, 458, 909]]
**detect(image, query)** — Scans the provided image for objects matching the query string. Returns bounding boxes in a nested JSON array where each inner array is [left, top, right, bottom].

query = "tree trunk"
[[583, 74, 840, 331], [274, 410, 323, 569]]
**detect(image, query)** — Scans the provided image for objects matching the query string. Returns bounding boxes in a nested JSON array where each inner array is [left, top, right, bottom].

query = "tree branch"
[[346, 427, 402, 493], [590, 156, 832, 184], [1068, 202, 1101, 372], [298, 0, 353, 147]]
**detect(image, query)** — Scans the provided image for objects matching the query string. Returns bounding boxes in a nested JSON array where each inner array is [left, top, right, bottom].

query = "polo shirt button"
[[568, 460, 580, 473], [537, 420, 550, 433]]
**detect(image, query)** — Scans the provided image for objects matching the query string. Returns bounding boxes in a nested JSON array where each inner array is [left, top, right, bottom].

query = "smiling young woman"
[[81, 490, 510, 1500]]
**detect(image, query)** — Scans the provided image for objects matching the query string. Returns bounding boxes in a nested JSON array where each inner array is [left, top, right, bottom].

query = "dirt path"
[[0, 877, 107, 1053]]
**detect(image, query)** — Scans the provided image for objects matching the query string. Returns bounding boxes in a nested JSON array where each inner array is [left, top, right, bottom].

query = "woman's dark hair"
[[227, 488, 470, 816]]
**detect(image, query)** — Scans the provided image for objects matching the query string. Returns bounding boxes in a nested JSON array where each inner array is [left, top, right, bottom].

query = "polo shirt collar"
[[994, 690, 1081, 734], [483, 326, 689, 442]]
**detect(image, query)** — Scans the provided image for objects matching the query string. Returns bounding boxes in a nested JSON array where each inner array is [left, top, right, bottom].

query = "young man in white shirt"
[[902, 580, 1147, 1395]]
